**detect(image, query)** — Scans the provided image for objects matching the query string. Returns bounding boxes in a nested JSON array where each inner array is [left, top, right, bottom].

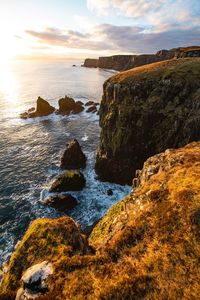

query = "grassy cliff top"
[[1, 142, 200, 299], [108, 58, 200, 84]]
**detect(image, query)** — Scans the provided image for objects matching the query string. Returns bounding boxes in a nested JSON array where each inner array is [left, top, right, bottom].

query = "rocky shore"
[[1, 142, 200, 299], [0, 54, 200, 300], [83, 46, 200, 71]]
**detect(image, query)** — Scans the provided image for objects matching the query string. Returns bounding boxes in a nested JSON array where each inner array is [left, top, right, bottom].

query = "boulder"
[[86, 105, 97, 113], [49, 171, 86, 192], [85, 101, 95, 106], [107, 189, 113, 196], [44, 194, 78, 211], [76, 101, 84, 106], [57, 96, 84, 115], [95, 58, 200, 184], [60, 139, 86, 169]]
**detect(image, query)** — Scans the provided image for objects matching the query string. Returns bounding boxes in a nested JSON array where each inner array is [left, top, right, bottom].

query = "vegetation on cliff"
[[1, 142, 200, 299], [95, 58, 200, 184]]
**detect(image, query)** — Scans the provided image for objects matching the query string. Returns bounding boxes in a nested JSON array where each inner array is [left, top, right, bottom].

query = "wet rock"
[[85, 101, 95, 106], [44, 194, 78, 211], [107, 189, 113, 196], [60, 139, 86, 169], [57, 96, 84, 115], [49, 171, 86, 192], [20, 97, 55, 119], [76, 101, 84, 106], [86, 105, 97, 113]]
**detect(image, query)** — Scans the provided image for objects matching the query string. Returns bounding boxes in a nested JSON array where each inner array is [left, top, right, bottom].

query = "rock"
[[85, 101, 95, 106], [72, 65, 76, 67], [76, 101, 84, 106], [107, 189, 113, 196], [27, 107, 35, 113], [22, 261, 53, 292], [57, 96, 84, 115], [60, 139, 86, 169], [20, 97, 55, 119], [83, 59, 99, 68], [86, 105, 97, 113], [95, 58, 200, 184], [44, 194, 78, 211], [49, 171, 86, 192], [1, 142, 200, 300]]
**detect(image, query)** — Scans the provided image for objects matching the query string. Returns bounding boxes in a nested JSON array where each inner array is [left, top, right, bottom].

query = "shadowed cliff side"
[[1, 142, 200, 299], [95, 58, 200, 184]]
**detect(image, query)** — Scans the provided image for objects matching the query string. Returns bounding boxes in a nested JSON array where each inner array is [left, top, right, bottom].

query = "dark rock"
[[76, 101, 84, 106], [57, 96, 84, 115], [107, 189, 113, 196], [27, 107, 35, 113], [44, 194, 78, 211], [86, 105, 97, 113], [72, 65, 76, 67], [60, 139, 86, 169], [85, 101, 95, 106], [49, 171, 86, 192], [95, 58, 200, 185], [83, 58, 99, 68], [20, 112, 28, 119]]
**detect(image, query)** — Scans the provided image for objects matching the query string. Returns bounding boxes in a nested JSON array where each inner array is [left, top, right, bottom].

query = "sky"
[[0, 0, 200, 60]]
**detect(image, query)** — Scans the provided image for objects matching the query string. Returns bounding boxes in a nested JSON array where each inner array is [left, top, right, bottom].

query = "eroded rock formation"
[[60, 139, 86, 170], [95, 58, 200, 184]]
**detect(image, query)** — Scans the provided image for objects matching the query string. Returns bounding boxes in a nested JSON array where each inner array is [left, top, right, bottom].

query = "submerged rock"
[[49, 171, 86, 192], [44, 194, 78, 211], [20, 97, 55, 119], [95, 58, 200, 184], [60, 139, 86, 169], [57, 96, 84, 115]]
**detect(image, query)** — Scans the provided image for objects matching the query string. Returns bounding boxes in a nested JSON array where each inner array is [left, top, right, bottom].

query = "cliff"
[[95, 58, 200, 185], [1, 142, 200, 299], [83, 58, 99, 68], [83, 46, 200, 71]]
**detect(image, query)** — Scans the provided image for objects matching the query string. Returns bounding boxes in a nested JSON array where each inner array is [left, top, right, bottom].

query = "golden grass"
[[1, 142, 200, 299]]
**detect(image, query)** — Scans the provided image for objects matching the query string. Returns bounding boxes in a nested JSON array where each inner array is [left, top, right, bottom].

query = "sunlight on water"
[[0, 60, 19, 106]]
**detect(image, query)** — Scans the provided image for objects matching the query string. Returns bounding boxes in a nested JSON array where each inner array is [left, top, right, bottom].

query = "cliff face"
[[95, 58, 200, 184], [83, 58, 99, 68], [83, 46, 200, 71], [1, 142, 200, 300]]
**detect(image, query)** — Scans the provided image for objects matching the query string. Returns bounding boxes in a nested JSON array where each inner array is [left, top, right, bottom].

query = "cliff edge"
[[95, 58, 200, 184], [1, 142, 200, 299]]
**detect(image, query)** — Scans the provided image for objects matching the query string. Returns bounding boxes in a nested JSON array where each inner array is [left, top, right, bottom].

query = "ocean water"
[[0, 60, 130, 266]]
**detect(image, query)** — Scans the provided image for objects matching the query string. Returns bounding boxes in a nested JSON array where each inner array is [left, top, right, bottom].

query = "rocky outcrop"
[[16, 261, 53, 299], [49, 171, 86, 192], [20, 97, 55, 119], [0, 217, 90, 295], [44, 194, 78, 211], [57, 96, 84, 115], [95, 58, 200, 184], [60, 139, 86, 169], [1, 142, 200, 299], [83, 58, 99, 68], [83, 46, 200, 71]]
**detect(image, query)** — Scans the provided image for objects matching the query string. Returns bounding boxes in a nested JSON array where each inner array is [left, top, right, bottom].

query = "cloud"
[[25, 23, 200, 55], [87, 0, 200, 28]]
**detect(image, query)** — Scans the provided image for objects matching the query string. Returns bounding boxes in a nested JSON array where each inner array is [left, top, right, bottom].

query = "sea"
[[0, 59, 130, 267]]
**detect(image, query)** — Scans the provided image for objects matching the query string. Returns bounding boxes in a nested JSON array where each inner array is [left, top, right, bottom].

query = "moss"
[[1, 142, 200, 299]]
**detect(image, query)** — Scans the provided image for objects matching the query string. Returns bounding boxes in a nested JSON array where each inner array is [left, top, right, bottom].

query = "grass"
[[1, 142, 200, 299]]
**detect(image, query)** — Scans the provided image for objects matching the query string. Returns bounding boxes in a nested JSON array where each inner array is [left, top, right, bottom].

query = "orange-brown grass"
[[1, 142, 200, 299], [108, 57, 200, 84]]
